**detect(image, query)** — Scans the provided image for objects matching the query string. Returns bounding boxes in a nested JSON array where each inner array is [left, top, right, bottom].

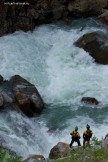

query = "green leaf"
[[0, 151, 9, 162]]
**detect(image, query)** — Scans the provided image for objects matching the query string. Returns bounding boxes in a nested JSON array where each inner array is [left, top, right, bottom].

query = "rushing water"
[[0, 18, 108, 159]]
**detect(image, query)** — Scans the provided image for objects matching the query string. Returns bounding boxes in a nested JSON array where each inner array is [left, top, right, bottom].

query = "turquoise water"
[[0, 18, 108, 158]]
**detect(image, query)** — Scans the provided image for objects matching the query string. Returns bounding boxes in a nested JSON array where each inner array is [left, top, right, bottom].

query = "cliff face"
[[0, 0, 108, 36], [0, 0, 68, 36]]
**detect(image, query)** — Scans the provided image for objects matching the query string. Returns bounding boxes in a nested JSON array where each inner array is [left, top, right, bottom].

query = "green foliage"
[[0, 147, 22, 162], [0, 151, 8, 162], [90, 136, 101, 146]]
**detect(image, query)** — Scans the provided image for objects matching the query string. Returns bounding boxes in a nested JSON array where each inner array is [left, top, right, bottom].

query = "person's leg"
[[83, 139, 86, 148], [86, 140, 90, 147], [77, 139, 81, 146], [70, 138, 74, 148]]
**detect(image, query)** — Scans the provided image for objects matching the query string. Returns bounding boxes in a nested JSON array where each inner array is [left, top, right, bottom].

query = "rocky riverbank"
[[0, 0, 108, 36], [19, 134, 108, 162]]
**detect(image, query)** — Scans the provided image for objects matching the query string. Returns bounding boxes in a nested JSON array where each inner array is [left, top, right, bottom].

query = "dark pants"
[[83, 138, 90, 148], [70, 137, 81, 147]]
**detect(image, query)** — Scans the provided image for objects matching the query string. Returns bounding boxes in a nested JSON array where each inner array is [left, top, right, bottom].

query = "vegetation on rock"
[[55, 137, 108, 162]]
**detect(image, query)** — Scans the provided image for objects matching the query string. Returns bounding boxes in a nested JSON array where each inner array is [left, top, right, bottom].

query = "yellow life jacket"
[[83, 130, 92, 137], [71, 130, 80, 138]]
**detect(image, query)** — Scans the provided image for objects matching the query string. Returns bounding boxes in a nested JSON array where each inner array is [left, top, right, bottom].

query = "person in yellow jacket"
[[69, 126, 81, 148], [83, 124, 93, 148]]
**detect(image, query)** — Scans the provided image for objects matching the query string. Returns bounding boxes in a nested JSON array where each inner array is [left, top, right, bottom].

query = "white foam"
[[0, 21, 108, 158]]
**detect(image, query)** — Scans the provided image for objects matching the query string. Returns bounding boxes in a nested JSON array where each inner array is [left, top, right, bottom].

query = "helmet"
[[75, 126, 78, 131], [86, 124, 90, 129]]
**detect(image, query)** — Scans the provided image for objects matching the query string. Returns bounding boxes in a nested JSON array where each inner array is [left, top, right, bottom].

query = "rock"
[[49, 142, 71, 160], [98, 10, 108, 26], [9, 75, 44, 117], [1, 0, 108, 36], [23, 155, 46, 162], [68, 0, 107, 17], [105, 134, 108, 139], [81, 97, 99, 105], [0, 75, 3, 82], [1, 91, 13, 104], [0, 93, 4, 106], [74, 32, 108, 64], [101, 134, 108, 148], [0, 0, 69, 36], [15, 91, 33, 117], [0, 80, 15, 103]]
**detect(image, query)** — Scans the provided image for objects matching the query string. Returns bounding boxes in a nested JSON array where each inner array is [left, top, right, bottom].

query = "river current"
[[0, 18, 108, 159]]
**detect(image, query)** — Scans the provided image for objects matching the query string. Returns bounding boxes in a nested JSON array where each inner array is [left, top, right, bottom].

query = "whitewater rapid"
[[0, 18, 108, 159]]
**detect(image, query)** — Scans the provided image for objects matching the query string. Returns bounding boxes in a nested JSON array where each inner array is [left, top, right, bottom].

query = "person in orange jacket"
[[69, 126, 81, 148], [83, 124, 93, 148]]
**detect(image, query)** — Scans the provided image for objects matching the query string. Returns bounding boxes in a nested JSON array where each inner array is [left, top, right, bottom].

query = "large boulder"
[[9, 75, 44, 117], [68, 0, 107, 17], [49, 142, 71, 160], [81, 97, 99, 105], [74, 32, 108, 64], [23, 155, 46, 162]]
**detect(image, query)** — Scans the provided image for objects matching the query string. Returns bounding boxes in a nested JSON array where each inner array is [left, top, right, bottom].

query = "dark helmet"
[[86, 124, 90, 129], [75, 126, 78, 131]]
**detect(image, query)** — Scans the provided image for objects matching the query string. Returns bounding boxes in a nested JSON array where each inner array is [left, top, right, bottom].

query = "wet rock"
[[0, 75, 3, 83], [9, 75, 44, 117], [49, 142, 71, 160], [15, 91, 33, 117], [1, 91, 13, 104], [0, 80, 15, 103], [23, 155, 46, 162], [68, 0, 107, 17], [0, 93, 4, 107], [74, 32, 108, 64], [81, 97, 99, 105]]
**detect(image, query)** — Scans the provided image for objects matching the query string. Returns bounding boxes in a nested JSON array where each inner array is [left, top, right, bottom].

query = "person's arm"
[[77, 132, 80, 139], [89, 130, 92, 138], [83, 131, 86, 139]]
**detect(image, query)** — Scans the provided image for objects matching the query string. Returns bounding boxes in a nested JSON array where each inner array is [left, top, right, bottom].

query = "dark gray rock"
[[81, 97, 99, 105], [0, 75, 3, 83], [98, 10, 108, 26], [74, 32, 108, 64], [0, 80, 15, 103], [68, 0, 107, 17]]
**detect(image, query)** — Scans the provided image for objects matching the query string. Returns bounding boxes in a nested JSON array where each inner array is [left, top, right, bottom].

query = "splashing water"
[[0, 18, 108, 159]]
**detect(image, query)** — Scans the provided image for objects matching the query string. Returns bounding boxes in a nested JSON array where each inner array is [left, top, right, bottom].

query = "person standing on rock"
[[69, 126, 81, 148], [83, 124, 93, 148]]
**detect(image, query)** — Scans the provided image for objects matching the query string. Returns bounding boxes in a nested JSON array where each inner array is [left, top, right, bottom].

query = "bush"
[[0, 147, 22, 162]]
